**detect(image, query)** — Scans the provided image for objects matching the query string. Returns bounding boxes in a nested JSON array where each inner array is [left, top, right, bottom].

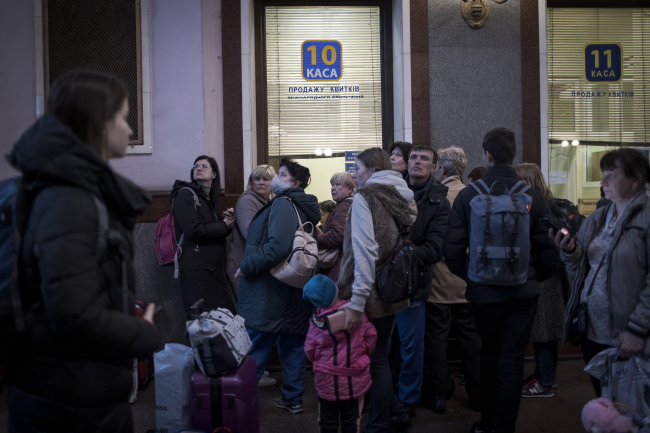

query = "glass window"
[[547, 8, 650, 206]]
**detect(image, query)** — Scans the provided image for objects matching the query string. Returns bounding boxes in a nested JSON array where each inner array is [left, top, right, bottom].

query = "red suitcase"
[[190, 356, 259, 433], [134, 300, 154, 389]]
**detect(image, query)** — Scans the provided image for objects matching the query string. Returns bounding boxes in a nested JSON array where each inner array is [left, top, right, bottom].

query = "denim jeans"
[[394, 301, 425, 404], [367, 315, 406, 433], [473, 297, 537, 433], [533, 341, 558, 387], [246, 328, 307, 405]]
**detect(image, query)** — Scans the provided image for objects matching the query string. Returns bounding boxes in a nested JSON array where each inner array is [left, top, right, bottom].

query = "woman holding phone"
[[552, 148, 650, 396]]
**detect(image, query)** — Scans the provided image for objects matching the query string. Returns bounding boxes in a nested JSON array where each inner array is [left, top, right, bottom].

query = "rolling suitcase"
[[190, 356, 259, 433]]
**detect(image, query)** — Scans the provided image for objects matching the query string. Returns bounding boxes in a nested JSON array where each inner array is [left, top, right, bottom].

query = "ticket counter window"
[[547, 8, 650, 213], [259, 5, 388, 202]]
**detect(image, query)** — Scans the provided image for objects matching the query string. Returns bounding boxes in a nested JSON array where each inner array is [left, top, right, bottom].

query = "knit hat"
[[302, 275, 338, 308]]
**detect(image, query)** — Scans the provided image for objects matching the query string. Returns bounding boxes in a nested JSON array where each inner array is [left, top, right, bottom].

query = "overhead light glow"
[[561, 140, 569, 147], [315, 148, 323, 156], [571, 140, 580, 146], [324, 148, 333, 157]]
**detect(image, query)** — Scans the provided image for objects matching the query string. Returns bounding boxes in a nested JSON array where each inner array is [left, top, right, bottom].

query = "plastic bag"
[[584, 348, 650, 418], [154, 343, 195, 433]]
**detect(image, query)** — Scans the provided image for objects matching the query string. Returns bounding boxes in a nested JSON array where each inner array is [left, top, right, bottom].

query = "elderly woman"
[[236, 158, 320, 414], [227, 164, 276, 294], [553, 148, 650, 396], [317, 172, 355, 282]]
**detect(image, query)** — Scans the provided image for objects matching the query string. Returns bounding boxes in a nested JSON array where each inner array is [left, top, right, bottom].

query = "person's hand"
[[224, 216, 234, 229], [223, 208, 234, 219], [235, 268, 246, 279], [342, 305, 364, 331], [143, 303, 156, 325], [618, 331, 645, 358], [550, 228, 576, 253]]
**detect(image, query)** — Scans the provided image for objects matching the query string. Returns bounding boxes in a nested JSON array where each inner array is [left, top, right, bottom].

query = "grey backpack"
[[468, 180, 533, 286]]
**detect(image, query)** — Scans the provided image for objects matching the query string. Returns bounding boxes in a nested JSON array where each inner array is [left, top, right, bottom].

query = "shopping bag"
[[154, 343, 196, 433], [584, 348, 650, 418]]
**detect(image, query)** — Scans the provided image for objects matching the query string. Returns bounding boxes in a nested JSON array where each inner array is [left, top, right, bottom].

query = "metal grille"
[[46, 0, 142, 143]]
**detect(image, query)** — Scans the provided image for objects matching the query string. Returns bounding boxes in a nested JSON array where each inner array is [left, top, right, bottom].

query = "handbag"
[[317, 248, 340, 269], [268, 197, 318, 288], [567, 253, 606, 346]]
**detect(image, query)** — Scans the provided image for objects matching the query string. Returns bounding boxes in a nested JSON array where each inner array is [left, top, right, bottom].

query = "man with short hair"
[[443, 128, 560, 433], [392, 145, 450, 423], [424, 147, 481, 414]]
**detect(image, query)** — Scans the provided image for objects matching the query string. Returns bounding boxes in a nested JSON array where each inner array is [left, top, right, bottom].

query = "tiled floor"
[[0, 359, 595, 433]]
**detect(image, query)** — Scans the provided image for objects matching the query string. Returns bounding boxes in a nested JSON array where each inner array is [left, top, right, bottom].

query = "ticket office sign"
[[302, 41, 342, 81], [583, 43, 623, 84]]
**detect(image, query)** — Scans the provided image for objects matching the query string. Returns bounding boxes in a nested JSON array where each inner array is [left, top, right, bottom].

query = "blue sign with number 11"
[[584, 43, 623, 84]]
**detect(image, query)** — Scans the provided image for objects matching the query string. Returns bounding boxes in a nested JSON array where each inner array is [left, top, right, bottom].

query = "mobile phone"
[[325, 310, 346, 333]]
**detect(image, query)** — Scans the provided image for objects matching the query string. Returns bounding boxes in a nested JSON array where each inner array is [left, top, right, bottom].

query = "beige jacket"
[[428, 175, 468, 304]]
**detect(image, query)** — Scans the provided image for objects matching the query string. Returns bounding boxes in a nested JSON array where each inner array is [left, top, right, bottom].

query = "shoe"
[[523, 374, 558, 389], [521, 378, 554, 398], [388, 416, 412, 433], [470, 419, 494, 433], [258, 371, 277, 387], [403, 402, 417, 423], [428, 393, 446, 414], [274, 397, 303, 413]]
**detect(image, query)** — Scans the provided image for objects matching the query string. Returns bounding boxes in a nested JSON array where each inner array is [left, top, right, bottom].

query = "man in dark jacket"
[[393, 145, 450, 422], [443, 128, 560, 433]]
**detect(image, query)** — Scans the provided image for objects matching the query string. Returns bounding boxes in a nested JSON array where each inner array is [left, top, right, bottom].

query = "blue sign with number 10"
[[302, 41, 342, 81], [584, 43, 623, 84]]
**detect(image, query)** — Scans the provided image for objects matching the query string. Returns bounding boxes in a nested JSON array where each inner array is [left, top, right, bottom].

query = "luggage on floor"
[[155, 343, 196, 433], [190, 355, 259, 433]]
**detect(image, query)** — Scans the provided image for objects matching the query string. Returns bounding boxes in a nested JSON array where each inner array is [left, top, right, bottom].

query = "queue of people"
[[4, 69, 650, 433]]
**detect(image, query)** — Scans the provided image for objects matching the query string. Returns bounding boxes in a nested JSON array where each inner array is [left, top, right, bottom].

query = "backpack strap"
[[470, 180, 492, 273], [506, 181, 530, 279], [267, 197, 313, 236], [172, 187, 201, 279]]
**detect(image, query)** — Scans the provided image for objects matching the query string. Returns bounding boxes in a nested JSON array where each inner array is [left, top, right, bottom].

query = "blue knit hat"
[[302, 275, 338, 308]]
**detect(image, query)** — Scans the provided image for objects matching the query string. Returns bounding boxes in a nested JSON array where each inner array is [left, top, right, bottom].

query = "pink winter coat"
[[304, 300, 377, 401]]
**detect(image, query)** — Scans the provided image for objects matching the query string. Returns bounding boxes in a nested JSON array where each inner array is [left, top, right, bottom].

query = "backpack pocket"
[[470, 246, 527, 286]]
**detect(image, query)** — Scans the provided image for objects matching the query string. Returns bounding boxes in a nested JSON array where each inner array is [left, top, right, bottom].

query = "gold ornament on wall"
[[462, 0, 507, 29]]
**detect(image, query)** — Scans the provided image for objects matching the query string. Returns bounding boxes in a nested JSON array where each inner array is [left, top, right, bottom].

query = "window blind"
[[265, 6, 383, 157], [547, 8, 650, 144]]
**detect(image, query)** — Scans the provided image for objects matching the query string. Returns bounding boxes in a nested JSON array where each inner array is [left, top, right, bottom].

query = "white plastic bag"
[[154, 343, 195, 433], [186, 308, 252, 378], [584, 348, 650, 417]]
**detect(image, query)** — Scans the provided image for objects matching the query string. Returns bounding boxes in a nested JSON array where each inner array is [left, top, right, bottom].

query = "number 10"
[[591, 50, 612, 68]]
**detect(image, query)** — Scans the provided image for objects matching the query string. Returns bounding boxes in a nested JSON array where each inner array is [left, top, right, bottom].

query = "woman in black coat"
[[172, 156, 236, 316], [7, 70, 162, 433]]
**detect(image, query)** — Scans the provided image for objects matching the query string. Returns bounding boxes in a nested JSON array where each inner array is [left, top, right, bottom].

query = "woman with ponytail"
[[552, 148, 650, 397]]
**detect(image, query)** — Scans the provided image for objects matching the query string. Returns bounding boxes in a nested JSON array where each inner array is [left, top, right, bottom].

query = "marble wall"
[[133, 223, 188, 345], [429, 0, 524, 180]]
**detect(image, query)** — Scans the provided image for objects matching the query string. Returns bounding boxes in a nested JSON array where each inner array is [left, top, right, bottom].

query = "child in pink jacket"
[[303, 275, 377, 433]]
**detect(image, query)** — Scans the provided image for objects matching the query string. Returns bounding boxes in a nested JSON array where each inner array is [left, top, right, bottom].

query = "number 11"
[[591, 49, 612, 68]]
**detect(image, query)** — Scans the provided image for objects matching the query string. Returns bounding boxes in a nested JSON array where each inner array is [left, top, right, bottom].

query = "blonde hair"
[[330, 171, 356, 192], [246, 165, 276, 191], [514, 163, 553, 200]]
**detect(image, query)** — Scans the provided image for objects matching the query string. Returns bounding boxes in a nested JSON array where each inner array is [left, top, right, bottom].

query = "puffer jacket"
[[237, 187, 320, 335], [562, 193, 650, 349], [304, 300, 377, 401], [317, 196, 353, 282], [6, 115, 162, 431]]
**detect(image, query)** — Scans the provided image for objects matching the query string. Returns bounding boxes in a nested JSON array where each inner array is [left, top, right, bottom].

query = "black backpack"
[[375, 229, 422, 304], [545, 198, 585, 237]]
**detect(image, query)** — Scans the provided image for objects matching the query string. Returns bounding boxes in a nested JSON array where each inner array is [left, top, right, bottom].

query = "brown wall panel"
[[521, 0, 541, 165], [410, 0, 430, 146]]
